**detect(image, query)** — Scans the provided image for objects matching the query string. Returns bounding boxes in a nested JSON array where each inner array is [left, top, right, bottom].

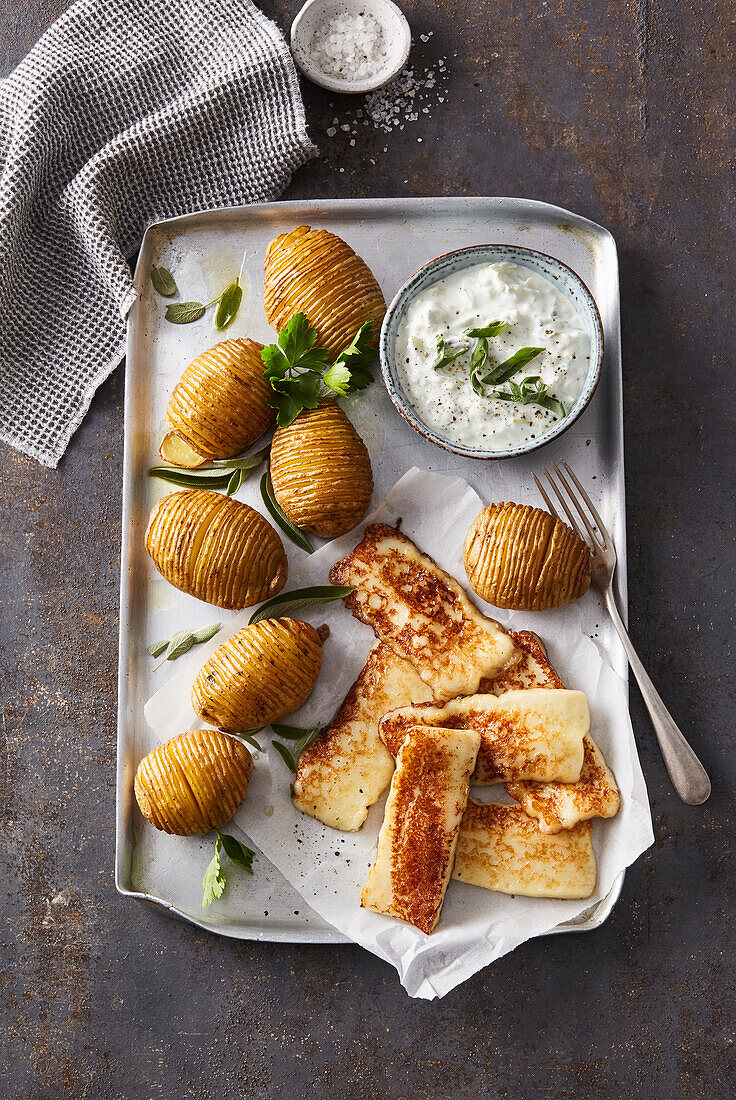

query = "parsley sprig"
[[261, 314, 375, 428], [202, 831, 254, 908]]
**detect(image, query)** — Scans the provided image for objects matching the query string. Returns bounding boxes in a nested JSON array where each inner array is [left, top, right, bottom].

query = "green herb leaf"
[[330, 321, 376, 391], [488, 375, 566, 419], [215, 280, 243, 331], [191, 622, 221, 644], [226, 468, 245, 496], [151, 265, 177, 297], [259, 470, 314, 554], [202, 836, 226, 907], [466, 320, 508, 338], [279, 312, 320, 364], [148, 466, 234, 489], [212, 451, 267, 472], [322, 361, 353, 395], [234, 729, 264, 751], [432, 334, 466, 371], [272, 740, 297, 772], [217, 832, 254, 873], [163, 629, 196, 662], [469, 336, 489, 395], [147, 639, 169, 658], [271, 722, 324, 758], [482, 346, 544, 386], [165, 301, 206, 325], [248, 584, 354, 626]]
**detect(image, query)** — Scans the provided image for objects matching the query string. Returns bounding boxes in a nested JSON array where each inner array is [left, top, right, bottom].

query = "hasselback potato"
[[464, 502, 591, 611], [146, 489, 287, 609], [264, 226, 386, 360], [270, 399, 373, 537], [161, 339, 274, 465], [134, 728, 253, 835], [192, 617, 324, 732]]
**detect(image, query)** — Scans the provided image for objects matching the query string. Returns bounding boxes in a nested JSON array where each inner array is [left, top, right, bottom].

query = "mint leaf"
[[432, 334, 466, 370], [466, 320, 508, 338], [482, 346, 544, 386]]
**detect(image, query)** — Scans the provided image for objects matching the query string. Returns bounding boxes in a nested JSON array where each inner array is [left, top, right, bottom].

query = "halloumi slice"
[[292, 643, 433, 831], [379, 689, 589, 785], [453, 800, 597, 898], [329, 523, 518, 699], [361, 725, 480, 933], [506, 735, 621, 833], [482, 629, 565, 694]]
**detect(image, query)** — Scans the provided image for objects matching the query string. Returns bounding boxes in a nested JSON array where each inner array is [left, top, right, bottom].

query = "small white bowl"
[[290, 0, 411, 94]]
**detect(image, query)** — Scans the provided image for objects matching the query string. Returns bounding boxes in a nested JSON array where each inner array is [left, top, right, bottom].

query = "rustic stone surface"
[[0, 1, 733, 1097]]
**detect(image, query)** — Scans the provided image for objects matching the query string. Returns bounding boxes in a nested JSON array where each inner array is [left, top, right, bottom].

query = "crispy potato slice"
[[264, 225, 385, 360], [453, 800, 596, 898], [192, 618, 324, 731], [145, 489, 287, 609], [270, 399, 373, 537], [134, 729, 253, 835], [464, 502, 591, 611], [361, 725, 480, 934]]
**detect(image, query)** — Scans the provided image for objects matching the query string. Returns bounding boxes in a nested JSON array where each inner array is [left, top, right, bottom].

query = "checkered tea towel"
[[0, 0, 317, 467]]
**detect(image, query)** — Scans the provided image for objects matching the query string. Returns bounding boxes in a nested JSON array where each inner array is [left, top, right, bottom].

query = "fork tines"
[[533, 462, 610, 550]]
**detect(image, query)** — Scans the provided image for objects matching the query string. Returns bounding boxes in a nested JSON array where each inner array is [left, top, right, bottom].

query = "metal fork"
[[534, 462, 711, 805]]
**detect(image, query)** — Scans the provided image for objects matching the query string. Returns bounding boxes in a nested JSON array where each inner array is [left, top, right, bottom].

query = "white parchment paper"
[[145, 469, 653, 998]]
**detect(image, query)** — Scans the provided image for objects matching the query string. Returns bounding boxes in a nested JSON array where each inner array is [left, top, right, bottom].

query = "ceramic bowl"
[[379, 243, 605, 460], [290, 0, 411, 94]]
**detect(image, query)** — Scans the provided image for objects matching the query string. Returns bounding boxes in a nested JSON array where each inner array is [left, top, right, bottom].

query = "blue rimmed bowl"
[[379, 243, 605, 459]]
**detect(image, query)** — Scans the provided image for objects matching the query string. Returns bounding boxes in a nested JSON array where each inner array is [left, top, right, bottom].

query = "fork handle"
[[602, 588, 711, 805]]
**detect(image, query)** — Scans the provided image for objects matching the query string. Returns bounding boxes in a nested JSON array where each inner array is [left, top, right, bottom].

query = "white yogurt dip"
[[395, 261, 591, 451]]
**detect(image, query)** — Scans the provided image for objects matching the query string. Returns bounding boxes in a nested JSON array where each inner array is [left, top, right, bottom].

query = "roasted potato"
[[464, 502, 591, 611], [264, 226, 386, 360], [161, 338, 274, 465], [134, 728, 252, 835], [269, 399, 373, 537], [192, 617, 324, 731], [146, 489, 287, 609]]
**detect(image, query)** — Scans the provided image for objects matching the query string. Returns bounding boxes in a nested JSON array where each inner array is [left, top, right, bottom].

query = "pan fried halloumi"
[[379, 689, 589, 785], [292, 643, 433, 831], [453, 800, 597, 898], [506, 735, 620, 833], [481, 630, 565, 694], [361, 725, 480, 933], [329, 524, 518, 699]]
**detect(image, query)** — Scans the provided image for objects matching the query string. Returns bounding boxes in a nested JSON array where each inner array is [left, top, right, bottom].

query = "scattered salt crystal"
[[326, 126, 337, 136], [349, 139, 355, 146]]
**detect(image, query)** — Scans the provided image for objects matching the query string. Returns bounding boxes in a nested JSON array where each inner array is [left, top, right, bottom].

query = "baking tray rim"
[[116, 194, 626, 945]]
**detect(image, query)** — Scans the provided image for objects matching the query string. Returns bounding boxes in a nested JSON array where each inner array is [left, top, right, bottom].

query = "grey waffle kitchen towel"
[[0, 0, 317, 468]]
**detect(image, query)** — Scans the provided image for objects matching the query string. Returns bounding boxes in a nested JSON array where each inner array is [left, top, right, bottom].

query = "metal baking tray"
[[116, 197, 626, 943]]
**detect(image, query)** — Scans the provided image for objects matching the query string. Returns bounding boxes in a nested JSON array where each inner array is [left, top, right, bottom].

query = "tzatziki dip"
[[395, 261, 591, 451]]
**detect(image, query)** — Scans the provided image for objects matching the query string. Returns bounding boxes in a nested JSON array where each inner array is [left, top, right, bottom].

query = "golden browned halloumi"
[[506, 735, 621, 833], [292, 642, 433, 831], [453, 800, 597, 898], [361, 725, 480, 933], [379, 689, 588, 785], [481, 630, 565, 694], [329, 524, 518, 700]]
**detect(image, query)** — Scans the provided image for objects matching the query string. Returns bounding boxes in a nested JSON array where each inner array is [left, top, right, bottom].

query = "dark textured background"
[[1, 1, 734, 1097]]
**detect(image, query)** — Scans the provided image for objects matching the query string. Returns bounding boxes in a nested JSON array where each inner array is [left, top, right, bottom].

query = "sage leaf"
[[165, 629, 196, 661], [147, 639, 169, 658], [217, 832, 254, 873], [151, 265, 177, 297], [191, 622, 221, 644], [212, 450, 267, 472], [272, 741, 297, 772], [234, 729, 264, 751], [259, 470, 314, 554], [148, 467, 233, 490], [202, 836, 226, 907], [226, 468, 244, 496], [248, 584, 354, 626], [271, 722, 324, 757], [166, 300, 206, 325], [215, 280, 243, 331]]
